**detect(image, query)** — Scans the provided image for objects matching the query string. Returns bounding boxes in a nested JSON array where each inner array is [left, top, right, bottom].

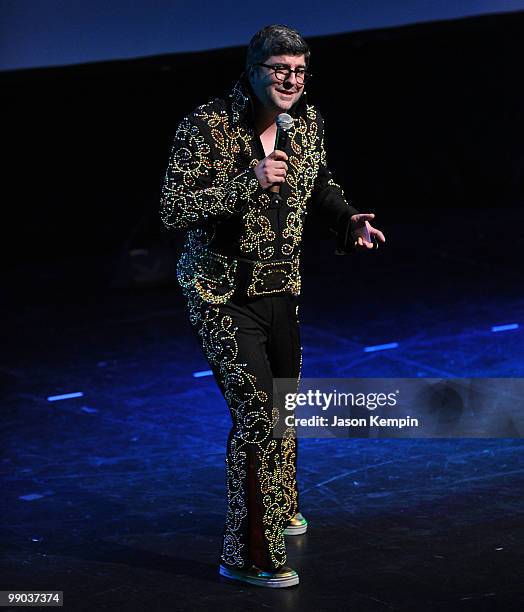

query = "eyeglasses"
[[255, 63, 312, 85]]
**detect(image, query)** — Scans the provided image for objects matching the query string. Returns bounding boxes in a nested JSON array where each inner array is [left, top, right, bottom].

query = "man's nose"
[[285, 71, 297, 84], [283, 73, 298, 89]]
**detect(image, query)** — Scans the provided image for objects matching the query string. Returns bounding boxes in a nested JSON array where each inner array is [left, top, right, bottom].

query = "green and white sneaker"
[[283, 512, 308, 535], [219, 563, 299, 588]]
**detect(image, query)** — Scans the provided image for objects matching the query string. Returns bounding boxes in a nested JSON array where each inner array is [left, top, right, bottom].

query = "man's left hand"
[[350, 213, 386, 251]]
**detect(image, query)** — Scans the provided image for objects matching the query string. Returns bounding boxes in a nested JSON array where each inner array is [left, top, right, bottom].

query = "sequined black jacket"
[[159, 74, 359, 304]]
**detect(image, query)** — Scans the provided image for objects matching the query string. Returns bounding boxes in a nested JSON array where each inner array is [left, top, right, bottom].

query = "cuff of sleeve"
[[245, 166, 266, 201], [334, 206, 359, 255], [228, 166, 265, 215]]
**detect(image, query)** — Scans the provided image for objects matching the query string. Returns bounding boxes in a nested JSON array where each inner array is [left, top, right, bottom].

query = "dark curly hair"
[[245, 24, 310, 70]]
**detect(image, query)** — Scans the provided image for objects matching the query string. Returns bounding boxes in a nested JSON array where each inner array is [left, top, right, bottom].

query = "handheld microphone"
[[269, 113, 293, 194]]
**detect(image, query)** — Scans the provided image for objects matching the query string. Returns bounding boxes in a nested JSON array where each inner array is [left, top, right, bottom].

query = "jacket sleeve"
[[310, 112, 360, 254], [160, 115, 265, 231]]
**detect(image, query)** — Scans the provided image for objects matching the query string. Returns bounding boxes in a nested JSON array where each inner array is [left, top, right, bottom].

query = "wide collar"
[[226, 72, 309, 128]]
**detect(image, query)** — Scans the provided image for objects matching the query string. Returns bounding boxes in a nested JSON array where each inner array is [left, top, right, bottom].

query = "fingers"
[[271, 149, 288, 161], [372, 229, 386, 242], [359, 237, 373, 248], [267, 167, 286, 182], [255, 154, 289, 187], [352, 213, 375, 222], [267, 152, 287, 184], [354, 235, 374, 249]]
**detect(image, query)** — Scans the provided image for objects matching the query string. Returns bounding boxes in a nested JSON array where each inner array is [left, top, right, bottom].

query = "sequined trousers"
[[186, 287, 302, 571]]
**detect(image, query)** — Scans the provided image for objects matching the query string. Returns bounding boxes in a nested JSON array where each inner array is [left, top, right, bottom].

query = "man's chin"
[[271, 90, 298, 105], [273, 97, 296, 111]]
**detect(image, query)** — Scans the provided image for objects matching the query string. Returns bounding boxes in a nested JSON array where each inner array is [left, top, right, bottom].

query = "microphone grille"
[[276, 113, 294, 131]]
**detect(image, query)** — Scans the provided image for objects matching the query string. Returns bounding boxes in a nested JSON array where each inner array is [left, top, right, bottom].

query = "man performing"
[[160, 24, 385, 588]]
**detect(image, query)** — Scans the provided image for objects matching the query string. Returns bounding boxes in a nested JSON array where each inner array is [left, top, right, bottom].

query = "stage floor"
[[2, 214, 523, 611]]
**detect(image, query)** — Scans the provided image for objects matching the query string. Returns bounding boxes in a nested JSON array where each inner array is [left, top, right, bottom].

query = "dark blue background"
[[2, 0, 524, 70]]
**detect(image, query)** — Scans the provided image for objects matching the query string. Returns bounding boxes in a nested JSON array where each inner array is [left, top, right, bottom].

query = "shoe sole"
[[219, 565, 299, 588], [283, 524, 308, 535]]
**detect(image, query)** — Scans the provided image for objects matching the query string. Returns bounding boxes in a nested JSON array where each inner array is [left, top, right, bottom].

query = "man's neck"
[[252, 98, 279, 135], [255, 119, 277, 138]]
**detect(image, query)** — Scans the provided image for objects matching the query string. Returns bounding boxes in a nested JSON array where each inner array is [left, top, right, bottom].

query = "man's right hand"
[[254, 150, 288, 190]]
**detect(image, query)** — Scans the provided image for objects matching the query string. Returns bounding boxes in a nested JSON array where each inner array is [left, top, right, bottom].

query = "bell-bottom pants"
[[187, 289, 302, 571]]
